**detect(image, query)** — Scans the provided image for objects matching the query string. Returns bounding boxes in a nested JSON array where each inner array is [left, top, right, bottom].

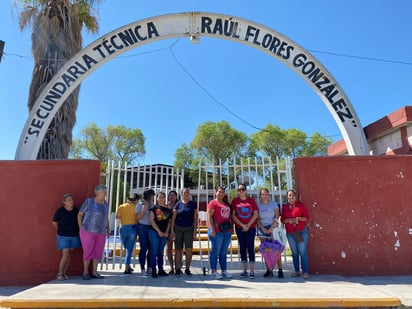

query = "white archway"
[[15, 12, 369, 159]]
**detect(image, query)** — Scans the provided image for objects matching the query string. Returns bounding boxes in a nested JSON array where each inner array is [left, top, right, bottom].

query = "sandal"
[[91, 273, 104, 279], [82, 274, 91, 280], [63, 274, 70, 280], [57, 274, 65, 280]]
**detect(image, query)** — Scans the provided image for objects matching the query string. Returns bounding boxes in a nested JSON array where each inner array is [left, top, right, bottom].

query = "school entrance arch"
[[15, 12, 369, 160]]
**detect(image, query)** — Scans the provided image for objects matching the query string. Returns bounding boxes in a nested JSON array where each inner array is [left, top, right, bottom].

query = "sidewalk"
[[1, 258, 411, 308]]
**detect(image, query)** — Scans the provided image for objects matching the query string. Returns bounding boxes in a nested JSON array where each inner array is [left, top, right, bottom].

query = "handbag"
[[272, 218, 287, 249], [219, 221, 232, 233]]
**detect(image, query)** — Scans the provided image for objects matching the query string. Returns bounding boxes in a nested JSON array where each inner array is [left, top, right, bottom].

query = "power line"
[[309, 49, 412, 66], [168, 40, 263, 131], [168, 39, 340, 141], [3, 45, 412, 66]]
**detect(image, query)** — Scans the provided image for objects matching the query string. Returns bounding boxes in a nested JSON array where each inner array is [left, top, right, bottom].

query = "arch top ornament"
[[15, 12, 369, 160]]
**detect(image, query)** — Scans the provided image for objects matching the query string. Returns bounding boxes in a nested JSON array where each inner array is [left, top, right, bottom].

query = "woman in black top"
[[149, 192, 172, 278], [52, 193, 81, 280]]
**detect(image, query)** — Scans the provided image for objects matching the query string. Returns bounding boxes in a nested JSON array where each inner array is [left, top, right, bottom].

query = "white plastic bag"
[[272, 218, 287, 250]]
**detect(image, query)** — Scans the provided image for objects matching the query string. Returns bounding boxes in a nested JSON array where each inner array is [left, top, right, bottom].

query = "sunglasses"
[[238, 188, 246, 192]]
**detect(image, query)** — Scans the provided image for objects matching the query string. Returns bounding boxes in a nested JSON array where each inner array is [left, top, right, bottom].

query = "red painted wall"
[[0, 160, 101, 286], [294, 156, 412, 276]]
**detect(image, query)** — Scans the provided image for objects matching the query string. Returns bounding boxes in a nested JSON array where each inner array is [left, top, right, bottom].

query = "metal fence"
[[101, 156, 293, 271]]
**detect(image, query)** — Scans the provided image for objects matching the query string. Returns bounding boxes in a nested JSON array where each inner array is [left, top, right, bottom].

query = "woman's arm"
[[52, 221, 58, 230], [77, 211, 84, 230], [150, 211, 162, 236], [207, 208, 215, 237], [170, 209, 177, 237]]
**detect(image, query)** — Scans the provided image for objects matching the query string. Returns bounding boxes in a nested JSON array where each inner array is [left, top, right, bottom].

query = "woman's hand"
[[210, 228, 216, 238]]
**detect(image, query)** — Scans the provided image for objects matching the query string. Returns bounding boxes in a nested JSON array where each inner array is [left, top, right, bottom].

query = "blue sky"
[[1, 0, 411, 164]]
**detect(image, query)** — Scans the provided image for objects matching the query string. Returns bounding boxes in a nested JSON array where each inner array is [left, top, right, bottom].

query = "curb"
[[0, 297, 402, 308]]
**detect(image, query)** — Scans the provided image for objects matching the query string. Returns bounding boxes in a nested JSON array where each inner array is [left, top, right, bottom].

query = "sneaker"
[[249, 272, 255, 279], [185, 269, 192, 277], [142, 270, 149, 277], [158, 269, 168, 276], [124, 268, 133, 275], [82, 274, 91, 280], [278, 269, 284, 279], [168, 270, 175, 275], [240, 271, 248, 278], [175, 269, 183, 277], [263, 270, 273, 278], [152, 270, 158, 278], [222, 270, 232, 278], [211, 272, 223, 279], [291, 272, 300, 277], [303, 273, 310, 280]]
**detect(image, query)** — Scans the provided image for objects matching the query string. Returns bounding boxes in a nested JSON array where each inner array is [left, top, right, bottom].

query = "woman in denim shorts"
[[52, 193, 81, 280]]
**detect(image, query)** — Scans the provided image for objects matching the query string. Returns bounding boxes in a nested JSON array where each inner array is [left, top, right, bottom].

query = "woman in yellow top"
[[116, 193, 140, 274]]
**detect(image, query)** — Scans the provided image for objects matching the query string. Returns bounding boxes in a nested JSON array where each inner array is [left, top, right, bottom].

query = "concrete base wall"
[[0, 160, 101, 286], [294, 156, 412, 276]]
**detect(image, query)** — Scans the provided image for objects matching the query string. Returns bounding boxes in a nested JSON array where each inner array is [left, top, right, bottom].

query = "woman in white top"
[[256, 188, 284, 278]]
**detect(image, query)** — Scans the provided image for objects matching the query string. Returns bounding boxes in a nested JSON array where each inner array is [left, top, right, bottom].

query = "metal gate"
[[102, 157, 293, 271]]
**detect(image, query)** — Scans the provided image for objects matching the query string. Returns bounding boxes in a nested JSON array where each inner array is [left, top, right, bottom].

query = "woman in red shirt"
[[281, 190, 310, 279], [207, 187, 233, 279], [231, 184, 259, 279]]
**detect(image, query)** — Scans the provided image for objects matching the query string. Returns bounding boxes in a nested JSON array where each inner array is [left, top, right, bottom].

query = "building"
[[328, 106, 412, 156]]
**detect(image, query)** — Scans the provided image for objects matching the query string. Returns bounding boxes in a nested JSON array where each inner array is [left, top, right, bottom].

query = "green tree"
[[249, 124, 285, 158], [190, 121, 248, 165], [249, 124, 331, 159], [70, 123, 145, 166], [301, 132, 333, 156], [16, 0, 101, 159], [174, 143, 196, 170], [283, 128, 307, 158]]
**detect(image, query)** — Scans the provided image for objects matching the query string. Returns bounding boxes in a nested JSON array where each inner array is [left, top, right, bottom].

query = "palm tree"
[[16, 0, 100, 159]]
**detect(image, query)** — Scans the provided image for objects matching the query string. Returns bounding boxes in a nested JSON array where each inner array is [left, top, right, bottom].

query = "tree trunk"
[[28, 0, 82, 159]]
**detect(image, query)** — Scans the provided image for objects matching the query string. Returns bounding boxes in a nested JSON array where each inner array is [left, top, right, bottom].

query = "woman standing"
[[281, 189, 310, 279], [149, 192, 172, 278], [166, 190, 178, 275], [136, 189, 155, 276], [207, 187, 233, 279], [231, 184, 258, 279], [116, 193, 140, 274], [170, 188, 198, 277], [78, 185, 110, 280], [52, 193, 81, 280], [257, 188, 284, 278]]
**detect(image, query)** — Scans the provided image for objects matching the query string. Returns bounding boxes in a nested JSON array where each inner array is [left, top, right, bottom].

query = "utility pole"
[[0, 40, 5, 63]]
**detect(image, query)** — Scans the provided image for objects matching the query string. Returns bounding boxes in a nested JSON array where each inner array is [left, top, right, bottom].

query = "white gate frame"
[[196, 156, 293, 271], [101, 161, 185, 270], [101, 157, 293, 272]]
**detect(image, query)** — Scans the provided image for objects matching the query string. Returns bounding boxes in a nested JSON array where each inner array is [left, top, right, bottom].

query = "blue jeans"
[[208, 229, 232, 271], [119, 224, 138, 265], [235, 227, 256, 263], [137, 224, 151, 270], [286, 227, 309, 273], [148, 229, 167, 271]]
